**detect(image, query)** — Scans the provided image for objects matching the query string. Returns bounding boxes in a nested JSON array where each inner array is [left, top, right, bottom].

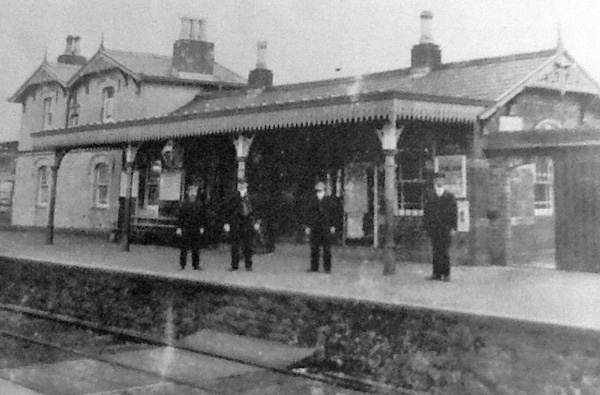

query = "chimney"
[[172, 17, 214, 75], [410, 11, 442, 74], [57, 35, 87, 66], [73, 36, 81, 55], [248, 41, 273, 90]]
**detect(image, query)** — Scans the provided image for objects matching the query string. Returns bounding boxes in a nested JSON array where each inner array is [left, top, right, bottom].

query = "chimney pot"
[[58, 35, 87, 65], [256, 41, 267, 69], [410, 10, 441, 74], [180, 17, 192, 40], [419, 10, 434, 44], [173, 17, 214, 74], [196, 19, 207, 41], [64, 35, 74, 54], [73, 36, 81, 55]]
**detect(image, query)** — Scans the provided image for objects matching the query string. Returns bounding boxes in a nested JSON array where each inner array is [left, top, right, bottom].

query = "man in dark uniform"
[[423, 172, 457, 282], [304, 181, 337, 274], [224, 178, 259, 271], [176, 185, 205, 270]]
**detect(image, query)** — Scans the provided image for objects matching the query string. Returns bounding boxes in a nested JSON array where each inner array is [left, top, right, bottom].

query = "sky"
[[0, 0, 599, 142]]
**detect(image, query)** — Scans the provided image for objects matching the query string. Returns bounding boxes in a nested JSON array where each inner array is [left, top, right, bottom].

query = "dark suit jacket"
[[224, 191, 255, 233], [177, 200, 205, 236], [423, 190, 458, 235], [304, 195, 338, 234]]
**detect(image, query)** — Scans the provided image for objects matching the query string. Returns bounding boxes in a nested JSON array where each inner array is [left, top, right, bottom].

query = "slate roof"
[[174, 49, 556, 115], [9, 62, 81, 102], [10, 48, 246, 103], [100, 49, 246, 85]]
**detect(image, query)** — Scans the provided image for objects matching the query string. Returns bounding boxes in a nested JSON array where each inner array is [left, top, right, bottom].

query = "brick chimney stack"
[[172, 17, 214, 75], [248, 41, 273, 90], [57, 35, 87, 66], [410, 11, 442, 75]]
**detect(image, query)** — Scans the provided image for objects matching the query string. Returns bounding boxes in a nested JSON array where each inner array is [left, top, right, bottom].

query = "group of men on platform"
[[176, 173, 457, 281], [176, 178, 338, 273]]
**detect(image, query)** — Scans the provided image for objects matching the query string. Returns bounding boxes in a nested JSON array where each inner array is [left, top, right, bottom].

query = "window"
[[42, 98, 53, 130], [397, 149, 426, 215], [145, 160, 161, 207], [101, 87, 114, 123], [67, 93, 79, 127], [36, 166, 50, 207], [534, 157, 553, 216], [94, 163, 110, 207]]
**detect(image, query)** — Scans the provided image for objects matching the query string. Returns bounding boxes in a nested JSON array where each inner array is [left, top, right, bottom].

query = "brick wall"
[[508, 90, 583, 129]]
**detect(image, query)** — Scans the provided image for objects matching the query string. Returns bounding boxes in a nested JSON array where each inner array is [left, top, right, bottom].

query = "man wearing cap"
[[304, 181, 338, 273], [176, 185, 205, 270], [423, 172, 457, 281], [223, 178, 259, 271]]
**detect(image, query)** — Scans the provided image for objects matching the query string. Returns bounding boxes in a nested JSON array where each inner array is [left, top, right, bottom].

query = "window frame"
[[42, 97, 53, 130], [142, 160, 161, 210], [93, 162, 111, 208], [67, 92, 79, 127], [396, 148, 427, 216], [101, 86, 115, 123], [36, 165, 50, 207], [534, 158, 554, 216]]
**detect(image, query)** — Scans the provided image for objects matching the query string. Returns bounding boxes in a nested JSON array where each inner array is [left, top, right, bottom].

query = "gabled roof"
[[174, 49, 559, 116], [68, 47, 246, 87], [480, 49, 600, 119], [8, 62, 81, 103]]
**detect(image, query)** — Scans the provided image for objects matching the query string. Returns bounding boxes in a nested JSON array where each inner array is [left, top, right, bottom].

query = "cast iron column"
[[233, 134, 254, 180], [121, 143, 138, 252], [377, 122, 403, 275], [46, 148, 68, 245]]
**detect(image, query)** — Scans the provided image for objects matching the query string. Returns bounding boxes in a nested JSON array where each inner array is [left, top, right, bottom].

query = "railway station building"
[[9, 13, 600, 270]]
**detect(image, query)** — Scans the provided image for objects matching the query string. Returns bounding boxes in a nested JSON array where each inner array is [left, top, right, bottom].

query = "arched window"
[[94, 163, 110, 207], [36, 166, 50, 207]]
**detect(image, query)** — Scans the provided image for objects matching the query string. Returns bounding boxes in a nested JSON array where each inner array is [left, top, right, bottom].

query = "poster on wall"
[[343, 163, 369, 214], [344, 163, 369, 239], [159, 170, 182, 201], [434, 155, 467, 198]]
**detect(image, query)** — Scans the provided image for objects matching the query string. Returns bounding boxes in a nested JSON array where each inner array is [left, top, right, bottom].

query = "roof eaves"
[[141, 74, 246, 88], [8, 63, 68, 103], [66, 48, 141, 87], [439, 48, 556, 71]]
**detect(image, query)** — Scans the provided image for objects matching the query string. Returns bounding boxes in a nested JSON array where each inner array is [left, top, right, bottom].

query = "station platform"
[[0, 229, 599, 333]]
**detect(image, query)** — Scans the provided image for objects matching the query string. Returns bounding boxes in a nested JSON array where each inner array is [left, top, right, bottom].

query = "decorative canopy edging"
[[32, 96, 483, 151]]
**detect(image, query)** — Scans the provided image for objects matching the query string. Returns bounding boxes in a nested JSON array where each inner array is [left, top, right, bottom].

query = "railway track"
[[0, 303, 414, 395]]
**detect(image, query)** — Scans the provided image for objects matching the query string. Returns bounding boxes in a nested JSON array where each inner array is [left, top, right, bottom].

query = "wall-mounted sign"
[[457, 200, 470, 232], [159, 170, 182, 201], [434, 155, 467, 199]]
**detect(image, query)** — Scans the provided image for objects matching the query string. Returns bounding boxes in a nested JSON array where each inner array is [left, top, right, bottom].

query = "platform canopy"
[[32, 90, 485, 151]]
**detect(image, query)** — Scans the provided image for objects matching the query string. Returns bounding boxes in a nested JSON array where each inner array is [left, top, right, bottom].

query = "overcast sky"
[[1, 0, 599, 142]]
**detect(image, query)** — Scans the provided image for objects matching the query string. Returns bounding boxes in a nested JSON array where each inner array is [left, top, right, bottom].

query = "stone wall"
[[0, 257, 598, 394]]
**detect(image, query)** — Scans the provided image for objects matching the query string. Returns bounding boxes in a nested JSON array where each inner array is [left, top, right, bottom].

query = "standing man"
[[224, 178, 259, 271], [304, 181, 337, 274], [176, 185, 205, 270], [423, 172, 457, 282]]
